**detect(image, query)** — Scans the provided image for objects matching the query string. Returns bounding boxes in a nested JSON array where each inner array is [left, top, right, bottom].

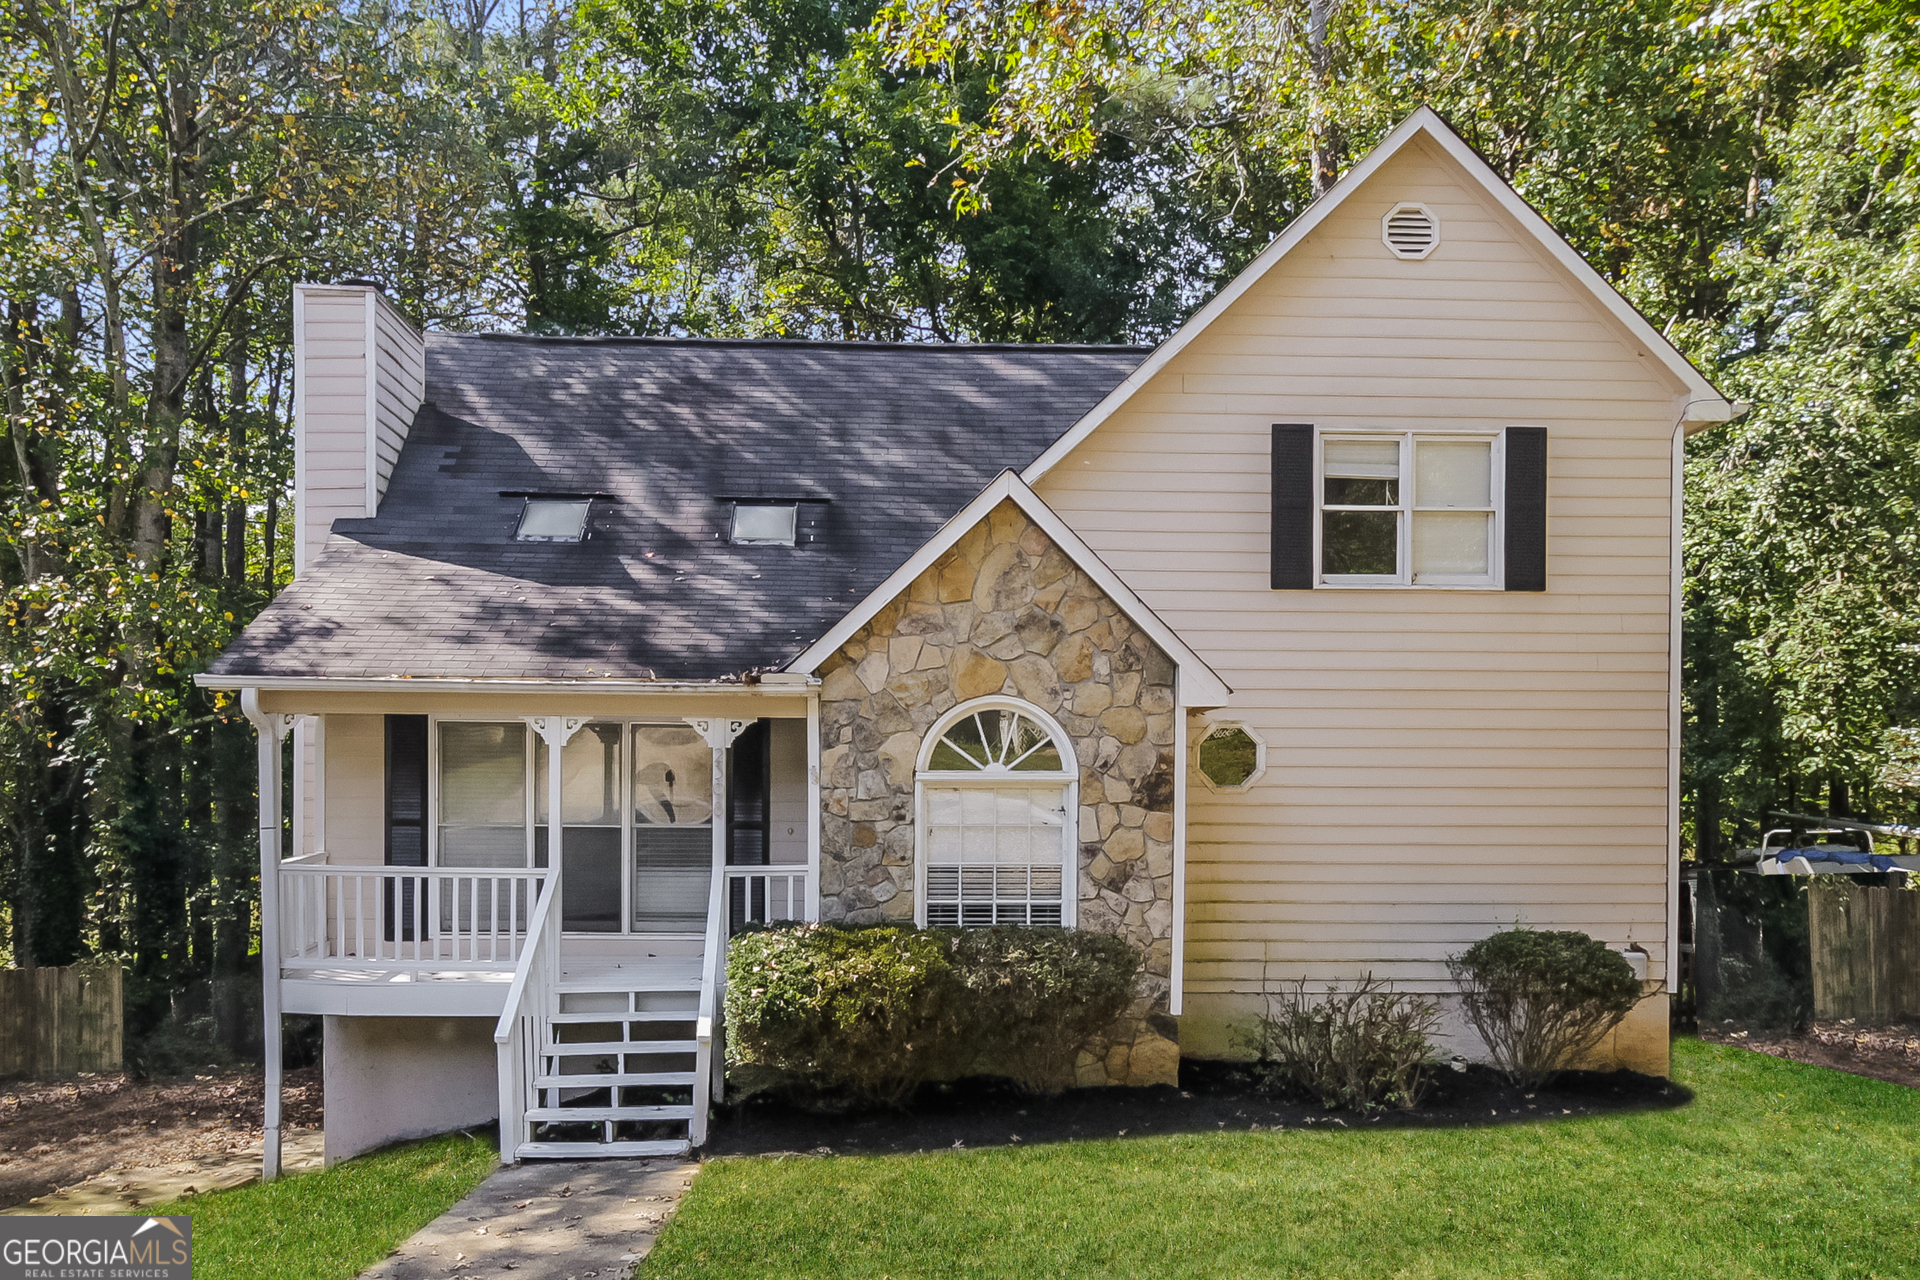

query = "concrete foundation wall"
[[322, 1015, 498, 1164]]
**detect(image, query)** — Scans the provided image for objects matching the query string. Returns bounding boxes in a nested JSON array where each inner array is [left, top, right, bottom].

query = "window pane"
[[731, 503, 797, 544], [1323, 439, 1400, 479], [438, 723, 527, 867], [1416, 440, 1492, 508], [1325, 476, 1398, 505], [516, 499, 589, 542], [632, 725, 712, 826], [1412, 511, 1492, 577], [632, 826, 712, 931], [1323, 510, 1398, 575], [535, 724, 624, 827]]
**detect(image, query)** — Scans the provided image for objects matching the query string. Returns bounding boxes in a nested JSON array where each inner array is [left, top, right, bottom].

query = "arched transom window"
[[924, 706, 1066, 775], [916, 698, 1076, 929]]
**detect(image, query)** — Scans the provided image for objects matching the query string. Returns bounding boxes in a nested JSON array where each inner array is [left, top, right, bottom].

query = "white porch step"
[[545, 1009, 696, 1025], [544, 1040, 696, 1057], [516, 1139, 689, 1160], [556, 957, 703, 993], [537, 1071, 695, 1089], [525, 1104, 694, 1122]]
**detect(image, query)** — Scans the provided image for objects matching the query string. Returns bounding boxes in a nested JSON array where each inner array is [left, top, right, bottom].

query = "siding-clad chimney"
[[291, 282, 425, 574]]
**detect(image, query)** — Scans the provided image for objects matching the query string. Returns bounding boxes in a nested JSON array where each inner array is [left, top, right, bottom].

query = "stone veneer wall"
[[816, 499, 1181, 1086]]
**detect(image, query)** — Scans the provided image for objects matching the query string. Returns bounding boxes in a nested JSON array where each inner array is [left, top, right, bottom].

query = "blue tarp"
[[1778, 846, 1899, 872]]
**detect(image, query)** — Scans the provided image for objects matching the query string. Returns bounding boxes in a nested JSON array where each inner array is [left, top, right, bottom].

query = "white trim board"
[[1020, 107, 1737, 488], [784, 469, 1233, 708]]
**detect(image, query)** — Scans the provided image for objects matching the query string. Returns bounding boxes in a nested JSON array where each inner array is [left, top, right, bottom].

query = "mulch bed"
[[0, 1068, 322, 1210], [1703, 1021, 1920, 1091], [701, 1059, 1690, 1157]]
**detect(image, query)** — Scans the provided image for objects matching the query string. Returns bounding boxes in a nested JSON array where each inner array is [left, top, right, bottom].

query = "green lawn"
[[137, 1132, 496, 1280], [645, 1039, 1920, 1279]]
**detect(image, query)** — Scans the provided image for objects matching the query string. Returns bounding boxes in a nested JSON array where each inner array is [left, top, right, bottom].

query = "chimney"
[[291, 281, 426, 575]]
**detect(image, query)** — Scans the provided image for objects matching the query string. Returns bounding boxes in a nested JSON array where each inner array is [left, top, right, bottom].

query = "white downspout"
[[241, 690, 295, 1180], [1171, 680, 1189, 1017]]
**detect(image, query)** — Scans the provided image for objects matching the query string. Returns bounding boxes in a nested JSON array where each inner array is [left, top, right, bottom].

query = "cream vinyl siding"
[[292, 284, 424, 574], [371, 294, 425, 505], [1033, 137, 1679, 1045], [321, 714, 385, 865]]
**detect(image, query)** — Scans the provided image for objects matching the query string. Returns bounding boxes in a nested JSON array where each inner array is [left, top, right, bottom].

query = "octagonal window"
[[1197, 722, 1265, 791]]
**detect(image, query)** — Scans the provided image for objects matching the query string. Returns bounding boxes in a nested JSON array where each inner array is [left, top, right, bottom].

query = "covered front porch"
[[224, 678, 823, 1168]]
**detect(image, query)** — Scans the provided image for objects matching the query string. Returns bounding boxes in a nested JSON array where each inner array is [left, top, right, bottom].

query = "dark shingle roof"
[[209, 335, 1145, 681]]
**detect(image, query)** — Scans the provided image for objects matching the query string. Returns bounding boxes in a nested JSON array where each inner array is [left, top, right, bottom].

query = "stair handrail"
[[690, 844, 730, 1147], [493, 869, 558, 1160], [495, 871, 558, 1047]]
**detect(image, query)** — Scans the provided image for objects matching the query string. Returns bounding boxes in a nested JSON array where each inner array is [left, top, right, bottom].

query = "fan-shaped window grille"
[[924, 706, 1065, 774], [1382, 202, 1440, 260]]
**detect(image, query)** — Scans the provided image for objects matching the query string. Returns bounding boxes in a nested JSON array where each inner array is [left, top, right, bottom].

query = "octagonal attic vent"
[[1382, 202, 1440, 259]]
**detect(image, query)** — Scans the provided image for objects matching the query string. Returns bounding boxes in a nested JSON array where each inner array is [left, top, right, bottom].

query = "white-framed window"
[[1195, 720, 1267, 792], [915, 697, 1077, 929], [431, 717, 714, 935], [1318, 431, 1501, 587]]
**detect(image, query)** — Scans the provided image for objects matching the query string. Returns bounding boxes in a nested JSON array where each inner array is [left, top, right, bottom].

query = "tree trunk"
[[1307, 0, 1344, 196]]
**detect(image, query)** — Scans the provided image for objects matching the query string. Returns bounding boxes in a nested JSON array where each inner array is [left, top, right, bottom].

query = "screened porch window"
[[432, 719, 717, 934], [918, 702, 1075, 929]]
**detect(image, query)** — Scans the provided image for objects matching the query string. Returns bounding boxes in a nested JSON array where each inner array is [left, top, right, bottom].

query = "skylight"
[[731, 502, 797, 546], [514, 498, 591, 543]]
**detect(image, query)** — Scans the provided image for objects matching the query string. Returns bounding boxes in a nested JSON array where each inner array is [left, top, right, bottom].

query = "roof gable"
[[787, 471, 1232, 707], [1021, 107, 1735, 486]]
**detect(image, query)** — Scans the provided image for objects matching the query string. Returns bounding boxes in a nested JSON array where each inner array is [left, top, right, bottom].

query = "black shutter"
[[1271, 423, 1315, 589], [1504, 427, 1548, 592], [385, 715, 428, 866]]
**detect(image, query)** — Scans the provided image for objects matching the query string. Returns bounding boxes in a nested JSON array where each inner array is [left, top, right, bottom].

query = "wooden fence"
[[1808, 881, 1920, 1022], [0, 964, 123, 1078]]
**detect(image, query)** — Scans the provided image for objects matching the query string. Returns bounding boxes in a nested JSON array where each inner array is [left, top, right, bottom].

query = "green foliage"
[[1449, 928, 1643, 1088], [725, 922, 1143, 1105], [142, 1131, 497, 1280], [725, 923, 964, 1107], [947, 925, 1140, 1096], [1253, 974, 1440, 1111]]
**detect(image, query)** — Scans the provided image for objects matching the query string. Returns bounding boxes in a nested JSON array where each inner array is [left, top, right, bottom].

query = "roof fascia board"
[[194, 674, 814, 695], [1022, 107, 1732, 485], [785, 471, 1233, 707]]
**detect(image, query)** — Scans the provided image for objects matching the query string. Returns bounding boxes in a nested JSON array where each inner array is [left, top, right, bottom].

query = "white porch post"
[[686, 717, 749, 1106], [805, 694, 821, 922], [241, 690, 297, 1181], [521, 716, 588, 906]]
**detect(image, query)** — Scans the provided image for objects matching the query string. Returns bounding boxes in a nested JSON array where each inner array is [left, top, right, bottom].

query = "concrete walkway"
[[358, 1157, 696, 1280]]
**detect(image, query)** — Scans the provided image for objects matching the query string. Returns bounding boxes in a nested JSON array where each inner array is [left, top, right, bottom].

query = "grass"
[[644, 1039, 1920, 1279], [135, 1131, 496, 1280]]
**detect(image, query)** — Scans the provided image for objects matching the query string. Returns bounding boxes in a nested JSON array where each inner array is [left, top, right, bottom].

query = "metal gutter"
[[193, 673, 820, 695]]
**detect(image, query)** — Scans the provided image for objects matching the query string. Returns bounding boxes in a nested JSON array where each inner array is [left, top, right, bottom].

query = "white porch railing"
[[493, 861, 561, 1159], [724, 867, 811, 934], [280, 865, 549, 972]]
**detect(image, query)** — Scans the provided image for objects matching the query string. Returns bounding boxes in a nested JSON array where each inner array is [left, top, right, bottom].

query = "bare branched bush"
[[1255, 974, 1440, 1110]]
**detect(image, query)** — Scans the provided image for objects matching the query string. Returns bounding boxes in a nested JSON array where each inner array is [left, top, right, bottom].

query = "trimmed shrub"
[[724, 923, 961, 1108], [1448, 927, 1643, 1088], [949, 926, 1142, 1096], [724, 922, 1145, 1106], [1254, 974, 1440, 1110]]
